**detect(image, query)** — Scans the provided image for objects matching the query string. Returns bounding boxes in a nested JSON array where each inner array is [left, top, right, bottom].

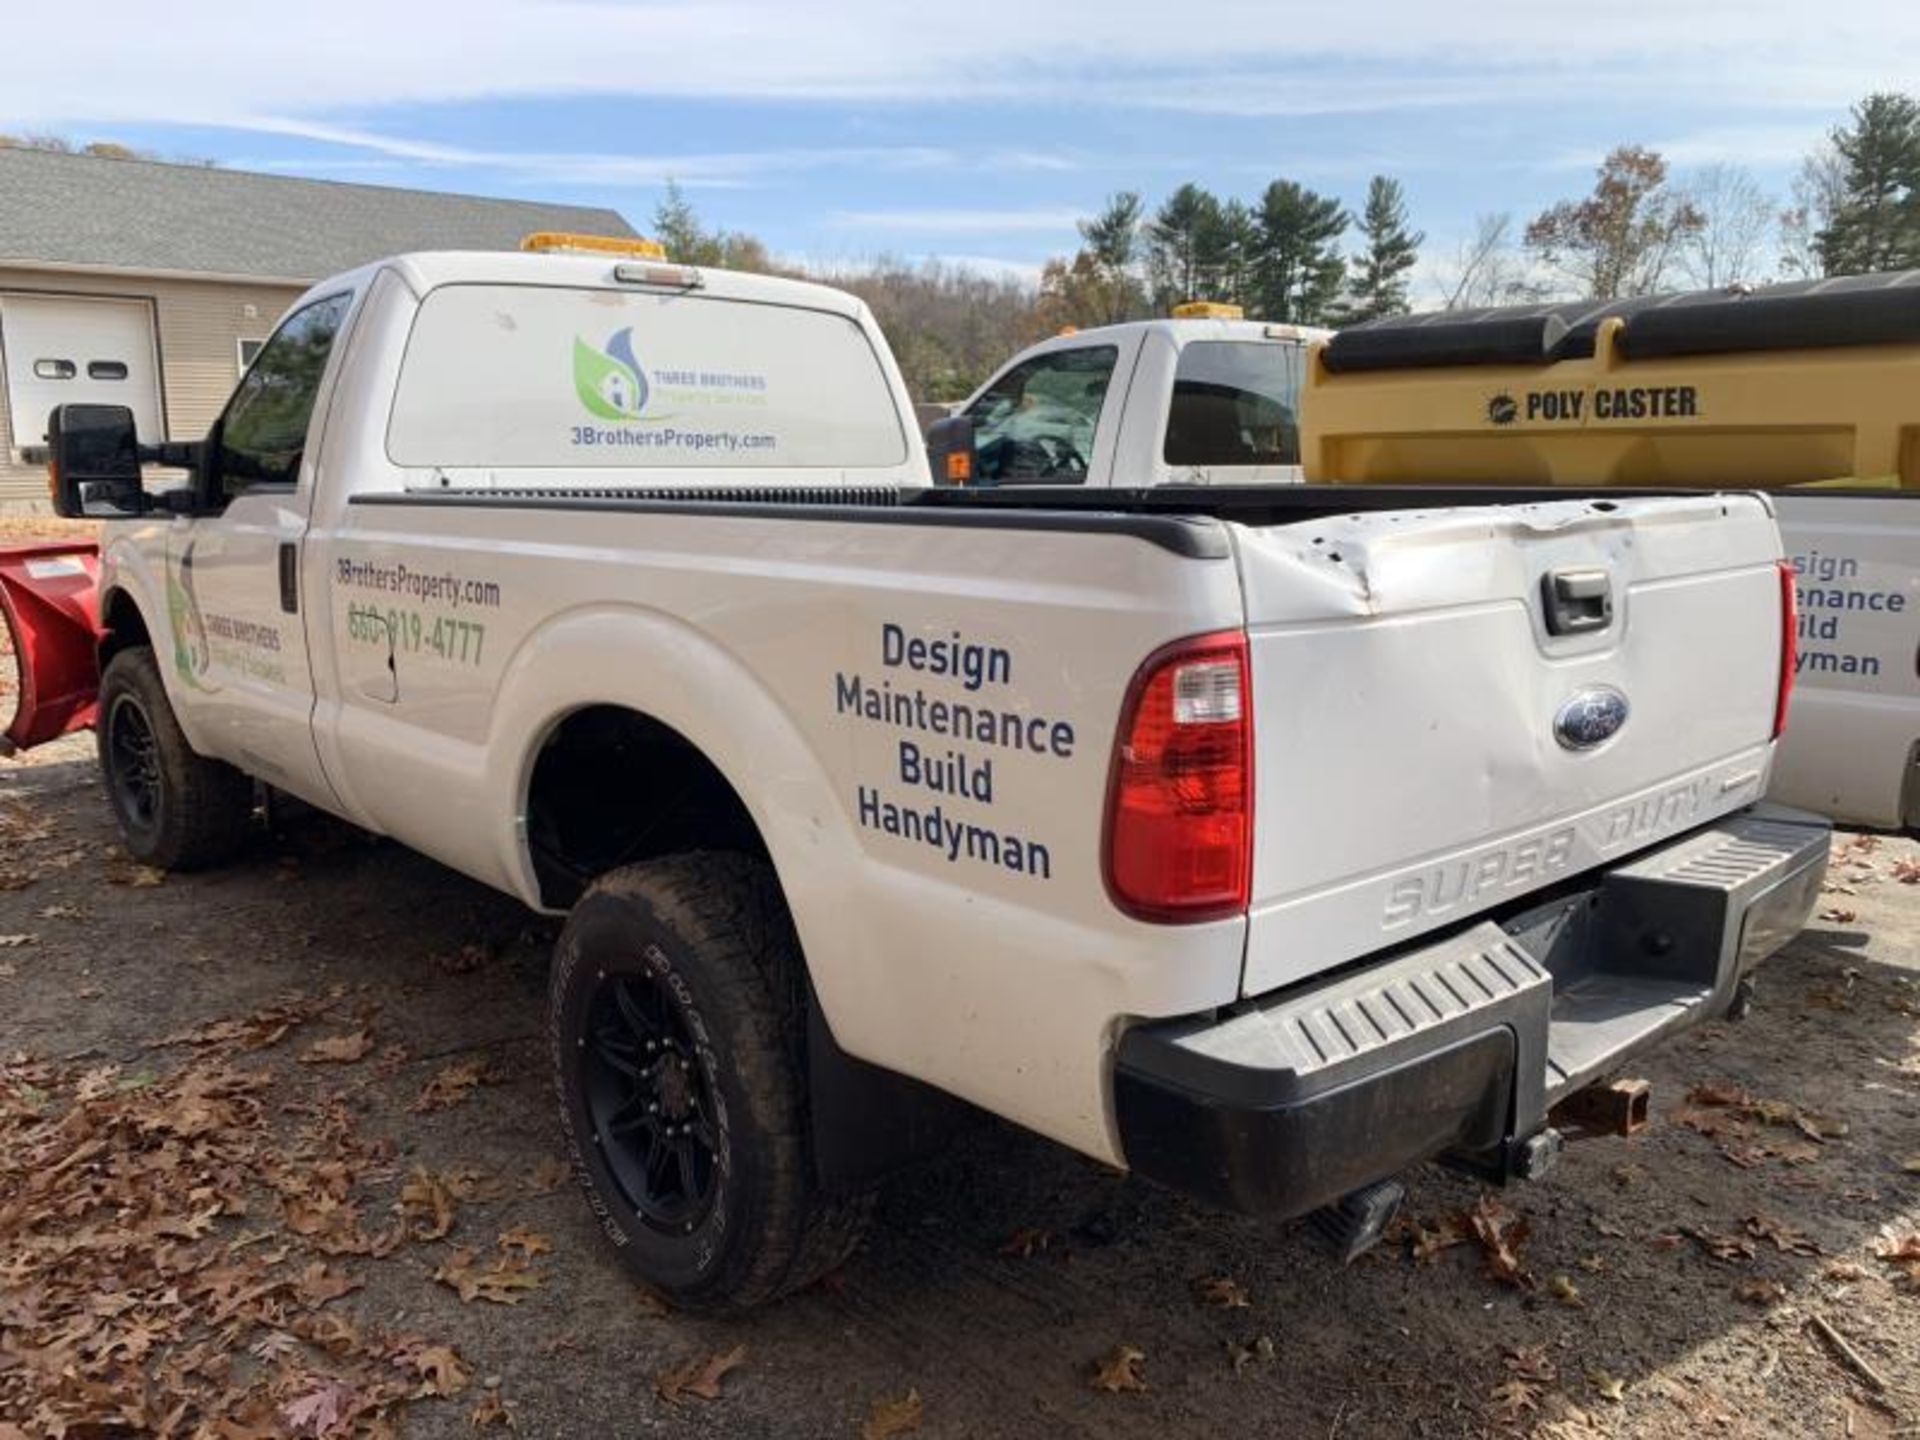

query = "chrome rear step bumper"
[[1113, 804, 1831, 1217]]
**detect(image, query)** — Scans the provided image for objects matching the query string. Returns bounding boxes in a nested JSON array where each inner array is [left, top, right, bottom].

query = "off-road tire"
[[95, 646, 253, 870], [550, 852, 872, 1311]]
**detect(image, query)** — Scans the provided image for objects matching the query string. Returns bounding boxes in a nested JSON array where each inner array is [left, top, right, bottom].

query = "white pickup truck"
[[928, 309, 1330, 487], [16, 248, 1827, 1309]]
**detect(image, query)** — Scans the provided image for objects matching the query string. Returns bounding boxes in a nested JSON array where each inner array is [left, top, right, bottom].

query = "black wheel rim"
[[583, 973, 720, 1233], [105, 693, 162, 836]]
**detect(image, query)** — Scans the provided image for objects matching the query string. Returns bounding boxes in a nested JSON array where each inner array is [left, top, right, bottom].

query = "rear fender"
[[0, 541, 101, 754]]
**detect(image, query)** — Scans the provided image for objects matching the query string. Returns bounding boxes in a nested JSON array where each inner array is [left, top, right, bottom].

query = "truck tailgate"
[[1237, 493, 1787, 994]]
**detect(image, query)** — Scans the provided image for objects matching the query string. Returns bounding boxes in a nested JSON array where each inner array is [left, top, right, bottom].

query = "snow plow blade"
[[0, 541, 101, 754]]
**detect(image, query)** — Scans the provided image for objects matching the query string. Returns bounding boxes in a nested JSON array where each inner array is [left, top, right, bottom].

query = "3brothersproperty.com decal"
[[335, 557, 502, 669], [569, 327, 776, 454]]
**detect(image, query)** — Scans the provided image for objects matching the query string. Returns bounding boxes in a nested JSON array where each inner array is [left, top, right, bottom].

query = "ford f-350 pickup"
[[5, 246, 1827, 1308]]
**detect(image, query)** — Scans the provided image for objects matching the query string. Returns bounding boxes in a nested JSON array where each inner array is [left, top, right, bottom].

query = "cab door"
[[166, 291, 356, 809]]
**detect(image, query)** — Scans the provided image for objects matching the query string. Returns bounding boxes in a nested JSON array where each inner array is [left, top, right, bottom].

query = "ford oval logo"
[[1554, 686, 1630, 751]]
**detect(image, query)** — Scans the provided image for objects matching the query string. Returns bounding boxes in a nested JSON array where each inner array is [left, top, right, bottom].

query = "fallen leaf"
[[410, 1344, 471, 1398], [1901, 1156, 1920, 1175], [469, 1387, 517, 1430], [1226, 1334, 1276, 1373], [412, 1059, 493, 1113], [1891, 857, 1920, 883], [1504, 1344, 1557, 1385], [1399, 1211, 1472, 1263], [0, 934, 34, 947], [302, 1029, 375, 1064], [1467, 1195, 1533, 1288], [862, 1389, 923, 1440], [291, 1260, 363, 1307], [1816, 908, 1857, 924], [1489, 1379, 1543, 1422], [126, 865, 167, 887], [1088, 1344, 1148, 1394], [433, 1247, 546, 1305], [1736, 1278, 1786, 1306], [281, 1379, 358, 1436], [1588, 1369, 1627, 1403], [1687, 1081, 1750, 1108], [498, 1224, 551, 1259], [399, 1168, 459, 1241], [1874, 1231, 1920, 1285], [1825, 1261, 1870, 1283], [1548, 1272, 1583, 1307], [1193, 1275, 1250, 1308], [1686, 1227, 1757, 1263], [1745, 1214, 1822, 1256], [656, 1345, 747, 1404]]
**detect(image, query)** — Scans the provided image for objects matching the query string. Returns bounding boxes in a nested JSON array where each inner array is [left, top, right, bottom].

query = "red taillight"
[[1104, 630, 1252, 922], [1774, 559, 1797, 740]]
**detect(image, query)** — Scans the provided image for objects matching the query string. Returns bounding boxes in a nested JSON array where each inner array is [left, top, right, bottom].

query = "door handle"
[[1541, 566, 1612, 635], [278, 543, 298, 614]]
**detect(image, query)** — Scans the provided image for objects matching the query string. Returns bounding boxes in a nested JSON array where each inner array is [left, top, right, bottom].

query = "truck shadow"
[[4, 748, 1914, 1438]]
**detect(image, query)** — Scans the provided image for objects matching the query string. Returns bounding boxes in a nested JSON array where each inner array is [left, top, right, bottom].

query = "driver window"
[[215, 292, 352, 497], [966, 345, 1118, 483]]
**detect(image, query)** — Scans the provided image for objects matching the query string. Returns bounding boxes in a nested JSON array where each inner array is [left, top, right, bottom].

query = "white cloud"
[[828, 208, 1084, 234], [231, 116, 956, 187], [3, 0, 1913, 134]]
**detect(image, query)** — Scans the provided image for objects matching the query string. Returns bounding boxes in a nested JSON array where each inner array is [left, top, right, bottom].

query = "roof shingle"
[[0, 146, 636, 282]]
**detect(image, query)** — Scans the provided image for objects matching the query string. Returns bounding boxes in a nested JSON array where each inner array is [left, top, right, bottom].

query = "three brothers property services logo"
[[574, 327, 650, 420]]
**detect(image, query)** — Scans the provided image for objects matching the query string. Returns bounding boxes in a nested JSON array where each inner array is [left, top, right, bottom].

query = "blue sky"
[[6, 0, 1916, 299]]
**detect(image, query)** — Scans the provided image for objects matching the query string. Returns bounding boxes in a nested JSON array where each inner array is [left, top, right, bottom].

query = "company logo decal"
[[1486, 392, 1518, 426], [574, 327, 649, 420], [1553, 686, 1630, 751]]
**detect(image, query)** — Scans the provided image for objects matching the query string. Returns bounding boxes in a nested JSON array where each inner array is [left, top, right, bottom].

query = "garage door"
[[1, 294, 164, 456]]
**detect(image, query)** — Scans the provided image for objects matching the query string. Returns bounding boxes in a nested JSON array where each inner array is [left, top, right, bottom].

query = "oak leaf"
[[433, 1249, 544, 1305], [410, 1344, 470, 1398], [1193, 1275, 1250, 1308], [399, 1168, 458, 1241], [655, 1344, 747, 1404], [302, 1031, 374, 1064], [1088, 1344, 1148, 1394], [862, 1388, 923, 1439], [1467, 1195, 1532, 1288]]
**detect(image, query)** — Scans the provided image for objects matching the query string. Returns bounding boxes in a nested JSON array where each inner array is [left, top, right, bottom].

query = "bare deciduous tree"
[[1435, 214, 1556, 310], [1676, 163, 1776, 288]]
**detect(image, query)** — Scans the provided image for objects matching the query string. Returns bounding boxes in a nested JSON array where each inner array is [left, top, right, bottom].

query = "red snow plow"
[[0, 539, 101, 754]]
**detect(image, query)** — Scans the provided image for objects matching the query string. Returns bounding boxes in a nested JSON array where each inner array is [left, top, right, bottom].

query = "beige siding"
[[0, 267, 304, 508]]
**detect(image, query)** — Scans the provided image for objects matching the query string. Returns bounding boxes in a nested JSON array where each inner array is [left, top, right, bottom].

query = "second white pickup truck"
[[17, 247, 1827, 1309]]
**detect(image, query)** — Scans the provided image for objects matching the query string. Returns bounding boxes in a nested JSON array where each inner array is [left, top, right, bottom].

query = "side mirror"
[[47, 404, 150, 518], [925, 414, 980, 487]]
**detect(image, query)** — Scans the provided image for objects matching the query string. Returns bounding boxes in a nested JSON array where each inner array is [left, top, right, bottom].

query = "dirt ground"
[[1, 722, 1917, 1438]]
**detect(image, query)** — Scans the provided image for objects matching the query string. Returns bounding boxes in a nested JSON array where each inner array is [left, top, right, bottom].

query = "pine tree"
[[1145, 184, 1225, 309], [1341, 176, 1423, 322], [1074, 192, 1148, 323], [652, 180, 714, 263], [1816, 92, 1920, 275], [1251, 180, 1348, 324]]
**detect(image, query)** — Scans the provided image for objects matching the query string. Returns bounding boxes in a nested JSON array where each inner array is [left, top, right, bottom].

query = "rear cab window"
[[386, 285, 906, 471], [1163, 341, 1301, 468]]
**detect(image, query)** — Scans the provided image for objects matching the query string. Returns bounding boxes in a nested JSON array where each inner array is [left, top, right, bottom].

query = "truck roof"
[[1021, 316, 1334, 353], [304, 249, 873, 320]]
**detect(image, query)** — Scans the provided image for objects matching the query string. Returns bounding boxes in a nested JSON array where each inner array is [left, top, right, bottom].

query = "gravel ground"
[[1, 724, 1916, 1439]]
